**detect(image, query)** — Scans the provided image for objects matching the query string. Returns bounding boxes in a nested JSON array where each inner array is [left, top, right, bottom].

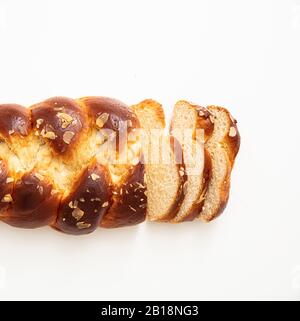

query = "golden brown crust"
[[100, 161, 147, 228], [0, 171, 60, 228], [31, 97, 87, 155], [200, 106, 240, 222], [0, 104, 31, 140], [0, 97, 239, 232], [54, 161, 112, 235], [0, 160, 14, 213], [131, 99, 166, 128], [0, 96, 146, 233]]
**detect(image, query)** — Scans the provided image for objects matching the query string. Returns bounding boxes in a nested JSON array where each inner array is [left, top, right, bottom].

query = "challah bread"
[[170, 101, 213, 222], [0, 97, 146, 234], [0, 96, 240, 234], [131, 100, 186, 221]]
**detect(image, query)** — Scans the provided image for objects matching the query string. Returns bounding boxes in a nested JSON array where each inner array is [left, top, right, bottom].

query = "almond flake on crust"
[[63, 131, 75, 144], [96, 113, 109, 129], [76, 221, 91, 229], [72, 208, 84, 221]]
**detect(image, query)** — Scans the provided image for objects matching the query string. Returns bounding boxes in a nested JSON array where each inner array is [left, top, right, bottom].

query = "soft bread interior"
[[170, 102, 205, 222], [0, 118, 141, 197], [200, 106, 232, 221], [131, 100, 184, 221]]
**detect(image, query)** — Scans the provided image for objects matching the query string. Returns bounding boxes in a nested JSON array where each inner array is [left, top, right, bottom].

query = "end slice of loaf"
[[131, 100, 186, 221], [170, 101, 213, 222], [199, 105, 240, 222]]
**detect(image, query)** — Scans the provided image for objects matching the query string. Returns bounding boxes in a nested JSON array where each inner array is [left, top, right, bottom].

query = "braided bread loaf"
[[0, 96, 240, 235], [0, 97, 146, 234]]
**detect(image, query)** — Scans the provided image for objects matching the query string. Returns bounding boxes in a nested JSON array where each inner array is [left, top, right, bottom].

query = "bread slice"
[[170, 101, 213, 222], [131, 100, 186, 221], [199, 105, 240, 222]]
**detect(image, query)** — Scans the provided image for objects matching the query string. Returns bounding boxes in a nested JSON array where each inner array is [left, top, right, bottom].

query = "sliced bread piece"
[[199, 105, 240, 222], [170, 101, 213, 222], [131, 100, 186, 221]]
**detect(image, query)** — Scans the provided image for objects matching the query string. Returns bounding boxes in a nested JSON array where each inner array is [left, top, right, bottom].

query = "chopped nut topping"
[[129, 205, 136, 212], [72, 208, 84, 221], [102, 201, 109, 207], [19, 124, 28, 136], [229, 127, 237, 137], [96, 113, 109, 129], [51, 189, 59, 195], [41, 129, 56, 140], [37, 185, 43, 195], [79, 198, 85, 202], [179, 167, 185, 177], [69, 200, 78, 209], [1, 194, 13, 202], [198, 110, 205, 117], [6, 177, 14, 184], [36, 119, 44, 128], [34, 173, 44, 181], [63, 131, 75, 144], [76, 222, 91, 229], [8, 129, 15, 135], [35, 130, 39, 136], [136, 182, 145, 189], [57, 112, 73, 129], [91, 173, 100, 181]]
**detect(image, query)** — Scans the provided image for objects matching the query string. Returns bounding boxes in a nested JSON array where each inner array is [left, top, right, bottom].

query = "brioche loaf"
[[0, 96, 240, 234]]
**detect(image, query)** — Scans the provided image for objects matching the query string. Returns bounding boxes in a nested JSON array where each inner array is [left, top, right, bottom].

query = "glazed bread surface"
[[0, 97, 240, 234], [0, 97, 146, 234]]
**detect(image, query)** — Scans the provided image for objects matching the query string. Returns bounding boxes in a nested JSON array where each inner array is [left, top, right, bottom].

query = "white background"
[[0, 0, 299, 300]]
